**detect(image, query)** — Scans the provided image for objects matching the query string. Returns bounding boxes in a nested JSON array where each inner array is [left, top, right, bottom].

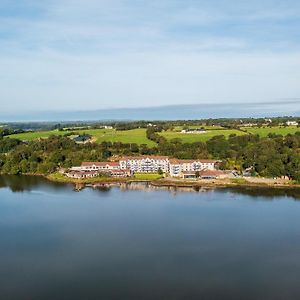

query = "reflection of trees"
[[1, 175, 300, 200], [0, 175, 70, 193], [0, 176, 6, 189], [94, 186, 111, 193], [221, 186, 300, 200]]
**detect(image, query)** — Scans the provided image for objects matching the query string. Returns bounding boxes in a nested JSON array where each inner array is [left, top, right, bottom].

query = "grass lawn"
[[241, 126, 300, 137], [8, 128, 156, 146], [159, 129, 246, 143], [134, 173, 163, 180]]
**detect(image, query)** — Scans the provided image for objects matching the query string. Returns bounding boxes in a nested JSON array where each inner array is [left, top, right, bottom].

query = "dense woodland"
[[1, 123, 300, 180]]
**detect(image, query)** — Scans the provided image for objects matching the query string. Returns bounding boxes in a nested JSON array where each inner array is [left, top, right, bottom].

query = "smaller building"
[[181, 128, 206, 134], [81, 161, 121, 171], [286, 121, 298, 126], [66, 170, 99, 179], [200, 169, 224, 179], [182, 171, 198, 179], [73, 134, 91, 143], [109, 169, 132, 178]]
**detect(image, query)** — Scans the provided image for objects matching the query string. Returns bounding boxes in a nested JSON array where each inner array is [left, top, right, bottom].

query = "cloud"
[[0, 0, 300, 112]]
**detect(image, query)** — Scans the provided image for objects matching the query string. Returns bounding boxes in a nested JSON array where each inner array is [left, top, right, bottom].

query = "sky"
[[0, 0, 300, 114]]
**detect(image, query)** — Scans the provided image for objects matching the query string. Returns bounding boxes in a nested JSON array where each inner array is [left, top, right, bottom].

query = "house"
[[73, 134, 91, 143], [66, 170, 99, 179], [109, 169, 132, 178], [199, 169, 224, 179], [286, 121, 298, 126], [66, 167, 131, 179], [243, 166, 254, 177], [181, 128, 206, 134], [182, 171, 198, 179], [119, 156, 169, 173], [80, 161, 121, 171]]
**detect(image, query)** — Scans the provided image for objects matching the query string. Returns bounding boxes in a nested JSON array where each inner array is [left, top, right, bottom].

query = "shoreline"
[[1, 172, 299, 190], [45, 173, 300, 190]]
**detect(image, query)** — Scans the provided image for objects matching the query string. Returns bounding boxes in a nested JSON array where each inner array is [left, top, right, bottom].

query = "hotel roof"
[[169, 159, 218, 164], [81, 161, 120, 167], [120, 155, 169, 160]]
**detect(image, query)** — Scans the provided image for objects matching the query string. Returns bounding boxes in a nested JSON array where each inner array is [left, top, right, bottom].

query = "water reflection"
[[2, 175, 300, 200], [1, 176, 300, 299], [225, 186, 300, 200], [0, 175, 72, 193]]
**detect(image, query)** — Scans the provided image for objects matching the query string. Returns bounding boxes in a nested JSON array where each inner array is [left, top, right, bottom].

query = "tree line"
[[1, 130, 300, 180]]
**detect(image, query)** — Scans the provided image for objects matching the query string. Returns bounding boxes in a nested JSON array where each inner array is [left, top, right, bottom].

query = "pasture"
[[8, 128, 156, 146], [241, 126, 300, 137], [7, 125, 300, 147], [159, 129, 246, 143], [173, 125, 224, 131]]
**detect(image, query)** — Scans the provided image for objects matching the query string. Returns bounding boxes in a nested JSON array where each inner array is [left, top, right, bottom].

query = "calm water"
[[1, 176, 300, 300]]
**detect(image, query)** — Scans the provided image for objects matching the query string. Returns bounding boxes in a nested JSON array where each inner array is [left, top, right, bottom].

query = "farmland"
[[6, 130, 68, 141], [241, 126, 300, 137], [159, 129, 246, 143], [6, 125, 300, 147], [8, 128, 156, 146], [173, 125, 224, 131]]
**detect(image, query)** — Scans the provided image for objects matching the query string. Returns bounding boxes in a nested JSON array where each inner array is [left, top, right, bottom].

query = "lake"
[[1, 175, 300, 300]]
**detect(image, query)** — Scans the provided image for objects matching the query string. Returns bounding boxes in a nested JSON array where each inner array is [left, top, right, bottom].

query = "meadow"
[[8, 128, 156, 146], [173, 125, 224, 131], [7, 126, 300, 147], [241, 126, 300, 137], [159, 129, 246, 143]]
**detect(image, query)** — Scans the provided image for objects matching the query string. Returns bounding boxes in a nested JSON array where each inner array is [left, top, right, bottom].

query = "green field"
[[84, 128, 156, 146], [241, 126, 300, 137], [134, 173, 163, 180], [159, 129, 246, 143], [173, 125, 224, 131], [8, 126, 300, 146], [7, 130, 68, 141], [8, 128, 156, 146]]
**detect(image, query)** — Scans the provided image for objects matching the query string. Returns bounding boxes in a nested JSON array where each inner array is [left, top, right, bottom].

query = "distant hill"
[[1, 101, 300, 122]]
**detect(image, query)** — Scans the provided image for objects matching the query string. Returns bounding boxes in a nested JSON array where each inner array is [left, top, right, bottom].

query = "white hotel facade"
[[168, 159, 218, 177], [119, 156, 170, 173]]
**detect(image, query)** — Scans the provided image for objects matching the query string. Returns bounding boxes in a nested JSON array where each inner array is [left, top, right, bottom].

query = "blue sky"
[[1, 0, 300, 113]]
